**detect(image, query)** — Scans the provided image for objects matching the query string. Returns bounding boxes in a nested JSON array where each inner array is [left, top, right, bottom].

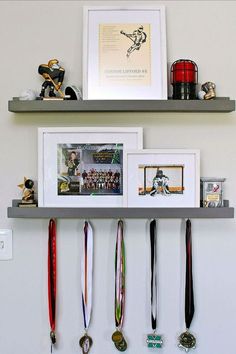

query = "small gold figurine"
[[18, 177, 37, 207], [201, 81, 216, 100]]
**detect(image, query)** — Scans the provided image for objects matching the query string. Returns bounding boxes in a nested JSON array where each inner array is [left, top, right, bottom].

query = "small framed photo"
[[83, 6, 167, 100], [38, 127, 143, 207], [124, 149, 200, 207]]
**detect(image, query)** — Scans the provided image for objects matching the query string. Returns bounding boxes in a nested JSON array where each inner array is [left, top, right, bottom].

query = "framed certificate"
[[83, 6, 167, 100]]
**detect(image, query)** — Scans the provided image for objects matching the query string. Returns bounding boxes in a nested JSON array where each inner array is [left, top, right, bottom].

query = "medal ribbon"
[[81, 221, 93, 331], [150, 219, 157, 331], [48, 219, 57, 348], [115, 220, 125, 330], [185, 219, 195, 330]]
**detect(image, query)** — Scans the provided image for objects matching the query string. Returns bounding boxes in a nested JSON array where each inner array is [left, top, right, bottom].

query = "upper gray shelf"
[[8, 97, 235, 113]]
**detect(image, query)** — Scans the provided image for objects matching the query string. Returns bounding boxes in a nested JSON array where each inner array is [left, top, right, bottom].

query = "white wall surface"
[[0, 1, 236, 354]]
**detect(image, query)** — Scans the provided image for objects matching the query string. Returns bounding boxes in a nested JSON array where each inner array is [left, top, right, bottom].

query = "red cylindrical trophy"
[[171, 59, 198, 99]]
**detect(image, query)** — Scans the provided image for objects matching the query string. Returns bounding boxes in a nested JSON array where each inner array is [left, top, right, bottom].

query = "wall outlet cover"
[[0, 229, 12, 260]]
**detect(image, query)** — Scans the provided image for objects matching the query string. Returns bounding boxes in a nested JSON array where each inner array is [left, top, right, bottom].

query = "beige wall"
[[0, 1, 236, 354]]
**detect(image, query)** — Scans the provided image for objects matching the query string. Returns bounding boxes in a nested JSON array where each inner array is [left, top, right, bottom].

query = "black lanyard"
[[150, 219, 157, 331], [178, 219, 196, 352], [185, 219, 194, 330], [146, 220, 163, 349]]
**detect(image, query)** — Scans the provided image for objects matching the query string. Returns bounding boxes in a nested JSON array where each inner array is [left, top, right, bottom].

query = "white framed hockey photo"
[[139, 164, 184, 197], [38, 127, 143, 207], [124, 149, 200, 207], [83, 6, 167, 99]]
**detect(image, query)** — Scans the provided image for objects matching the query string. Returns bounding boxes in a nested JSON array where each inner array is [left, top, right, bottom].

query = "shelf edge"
[[8, 98, 235, 113], [7, 206, 234, 219]]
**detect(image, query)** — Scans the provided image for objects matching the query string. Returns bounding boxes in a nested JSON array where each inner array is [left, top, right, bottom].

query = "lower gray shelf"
[[7, 204, 234, 219]]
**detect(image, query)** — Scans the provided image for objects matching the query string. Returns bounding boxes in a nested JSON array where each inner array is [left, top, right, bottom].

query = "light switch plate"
[[0, 229, 12, 260]]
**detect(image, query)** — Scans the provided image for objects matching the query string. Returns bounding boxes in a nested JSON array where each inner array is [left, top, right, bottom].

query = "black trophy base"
[[172, 83, 196, 100]]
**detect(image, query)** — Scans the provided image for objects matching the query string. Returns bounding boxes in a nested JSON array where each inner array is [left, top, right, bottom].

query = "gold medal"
[[112, 330, 127, 352], [112, 330, 123, 344], [79, 334, 93, 354]]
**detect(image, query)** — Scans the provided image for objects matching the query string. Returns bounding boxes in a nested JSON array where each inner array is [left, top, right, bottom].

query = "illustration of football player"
[[120, 25, 147, 57]]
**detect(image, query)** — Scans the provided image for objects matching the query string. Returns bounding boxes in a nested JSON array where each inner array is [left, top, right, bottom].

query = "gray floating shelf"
[[8, 97, 235, 113], [7, 201, 234, 219]]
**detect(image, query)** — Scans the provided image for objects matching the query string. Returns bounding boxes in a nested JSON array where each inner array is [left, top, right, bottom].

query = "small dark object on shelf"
[[65, 86, 82, 100]]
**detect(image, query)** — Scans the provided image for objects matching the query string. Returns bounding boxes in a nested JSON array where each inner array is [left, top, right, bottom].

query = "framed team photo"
[[38, 127, 143, 207], [124, 149, 200, 207], [83, 6, 167, 99]]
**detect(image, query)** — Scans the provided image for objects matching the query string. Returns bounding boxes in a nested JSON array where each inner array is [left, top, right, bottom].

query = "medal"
[[146, 334, 163, 349], [115, 339, 127, 352], [178, 331, 196, 352], [112, 330, 123, 344], [178, 219, 196, 352], [79, 221, 94, 353], [112, 220, 127, 351], [112, 330, 127, 352], [146, 219, 163, 349], [48, 219, 57, 353], [79, 334, 93, 354], [112, 330, 127, 351]]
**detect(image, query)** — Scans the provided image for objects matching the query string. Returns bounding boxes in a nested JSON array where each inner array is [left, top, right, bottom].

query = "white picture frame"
[[124, 149, 200, 207], [83, 6, 167, 100], [38, 127, 143, 207]]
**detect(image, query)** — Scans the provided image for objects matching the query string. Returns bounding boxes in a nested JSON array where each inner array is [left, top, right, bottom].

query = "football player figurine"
[[38, 59, 65, 98]]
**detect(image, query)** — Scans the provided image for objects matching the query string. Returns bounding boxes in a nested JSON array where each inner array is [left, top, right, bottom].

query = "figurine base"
[[40, 97, 65, 101], [18, 202, 37, 208], [37, 96, 71, 101]]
